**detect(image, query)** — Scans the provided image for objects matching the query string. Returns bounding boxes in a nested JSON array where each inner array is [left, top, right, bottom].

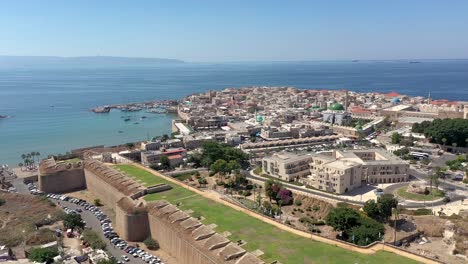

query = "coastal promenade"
[[126, 160, 440, 264]]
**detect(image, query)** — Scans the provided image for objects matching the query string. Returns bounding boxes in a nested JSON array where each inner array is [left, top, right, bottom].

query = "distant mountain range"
[[0, 56, 184, 66]]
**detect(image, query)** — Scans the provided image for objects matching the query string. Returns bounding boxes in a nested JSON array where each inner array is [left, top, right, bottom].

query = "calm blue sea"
[[1, 60, 468, 166]]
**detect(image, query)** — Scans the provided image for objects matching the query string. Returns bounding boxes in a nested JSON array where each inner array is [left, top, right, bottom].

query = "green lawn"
[[114, 164, 419, 264], [396, 186, 445, 201]]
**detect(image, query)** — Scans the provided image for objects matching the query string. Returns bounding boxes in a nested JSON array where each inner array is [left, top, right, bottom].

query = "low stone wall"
[[146, 184, 172, 194]]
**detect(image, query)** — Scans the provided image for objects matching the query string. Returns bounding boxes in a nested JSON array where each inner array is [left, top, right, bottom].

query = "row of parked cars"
[[27, 182, 44, 195], [46, 192, 165, 264]]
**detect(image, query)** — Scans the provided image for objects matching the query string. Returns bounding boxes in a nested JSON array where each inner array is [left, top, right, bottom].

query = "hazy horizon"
[[1, 55, 468, 64], [2, 1, 468, 62]]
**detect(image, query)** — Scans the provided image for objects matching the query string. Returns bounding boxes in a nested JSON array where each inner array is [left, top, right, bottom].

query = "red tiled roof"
[[163, 148, 185, 154], [431, 100, 458, 106], [168, 154, 183, 160], [385, 92, 400, 97], [350, 107, 372, 114]]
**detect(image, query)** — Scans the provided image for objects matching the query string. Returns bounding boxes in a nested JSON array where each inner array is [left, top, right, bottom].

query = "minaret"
[[345, 90, 349, 111], [428, 91, 431, 104]]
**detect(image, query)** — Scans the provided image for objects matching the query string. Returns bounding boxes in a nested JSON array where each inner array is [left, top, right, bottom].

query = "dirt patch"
[[0, 192, 61, 247], [450, 218, 468, 257], [406, 237, 466, 264], [277, 195, 335, 237], [412, 215, 446, 237]]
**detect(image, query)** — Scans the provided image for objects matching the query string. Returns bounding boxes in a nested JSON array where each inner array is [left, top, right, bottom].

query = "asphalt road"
[[246, 170, 466, 208]]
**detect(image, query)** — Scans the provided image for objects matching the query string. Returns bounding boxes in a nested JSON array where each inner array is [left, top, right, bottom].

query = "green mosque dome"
[[256, 115, 264, 123], [329, 103, 345, 111]]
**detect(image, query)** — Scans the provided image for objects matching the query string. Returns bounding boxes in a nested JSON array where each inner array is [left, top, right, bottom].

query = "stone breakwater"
[[90, 99, 179, 113]]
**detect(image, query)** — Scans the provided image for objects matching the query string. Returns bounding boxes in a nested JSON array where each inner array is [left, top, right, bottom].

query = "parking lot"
[[47, 194, 166, 264], [12, 179, 166, 264]]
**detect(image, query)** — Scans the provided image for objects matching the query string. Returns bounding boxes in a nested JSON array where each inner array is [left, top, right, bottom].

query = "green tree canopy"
[[97, 259, 118, 264], [160, 155, 171, 169], [349, 216, 385, 246], [264, 179, 282, 202], [144, 237, 160, 250], [198, 141, 249, 168], [377, 194, 398, 221], [63, 213, 85, 230], [28, 247, 58, 264], [325, 206, 360, 233], [391, 132, 402, 144], [210, 159, 229, 175], [412, 118, 468, 147], [82, 229, 106, 250], [363, 200, 380, 220]]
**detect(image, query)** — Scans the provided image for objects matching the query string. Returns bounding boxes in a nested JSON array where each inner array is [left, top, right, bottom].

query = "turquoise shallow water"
[[1, 60, 468, 166]]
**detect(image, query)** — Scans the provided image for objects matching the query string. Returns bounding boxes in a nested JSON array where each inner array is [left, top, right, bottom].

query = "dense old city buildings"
[[175, 87, 468, 144], [262, 149, 409, 194]]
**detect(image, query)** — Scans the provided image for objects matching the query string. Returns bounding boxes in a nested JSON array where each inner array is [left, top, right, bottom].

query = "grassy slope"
[[114, 164, 419, 264]]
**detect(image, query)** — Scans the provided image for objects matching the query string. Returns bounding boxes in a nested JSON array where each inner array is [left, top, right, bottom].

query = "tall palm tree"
[[30, 152, 37, 167], [18, 163, 23, 171], [25, 153, 32, 169]]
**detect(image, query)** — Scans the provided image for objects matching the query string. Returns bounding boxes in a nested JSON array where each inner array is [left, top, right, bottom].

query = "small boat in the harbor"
[[124, 118, 131, 122], [140, 116, 147, 120], [133, 122, 139, 124], [118, 130, 124, 133]]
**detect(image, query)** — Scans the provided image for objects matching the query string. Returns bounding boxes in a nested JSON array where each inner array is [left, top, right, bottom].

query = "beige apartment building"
[[306, 149, 409, 194], [262, 152, 312, 181], [262, 149, 409, 194]]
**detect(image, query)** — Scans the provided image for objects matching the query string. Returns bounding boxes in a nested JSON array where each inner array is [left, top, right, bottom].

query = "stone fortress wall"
[[147, 200, 264, 264], [38, 159, 86, 194], [37, 158, 264, 264], [115, 197, 150, 242]]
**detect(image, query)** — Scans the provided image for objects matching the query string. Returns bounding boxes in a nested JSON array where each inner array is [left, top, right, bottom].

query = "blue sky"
[[1, 0, 467, 61]]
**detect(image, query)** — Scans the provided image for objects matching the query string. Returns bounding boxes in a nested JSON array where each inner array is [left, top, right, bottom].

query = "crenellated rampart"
[[146, 200, 264, 264], [38, 158, 86, 193]]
